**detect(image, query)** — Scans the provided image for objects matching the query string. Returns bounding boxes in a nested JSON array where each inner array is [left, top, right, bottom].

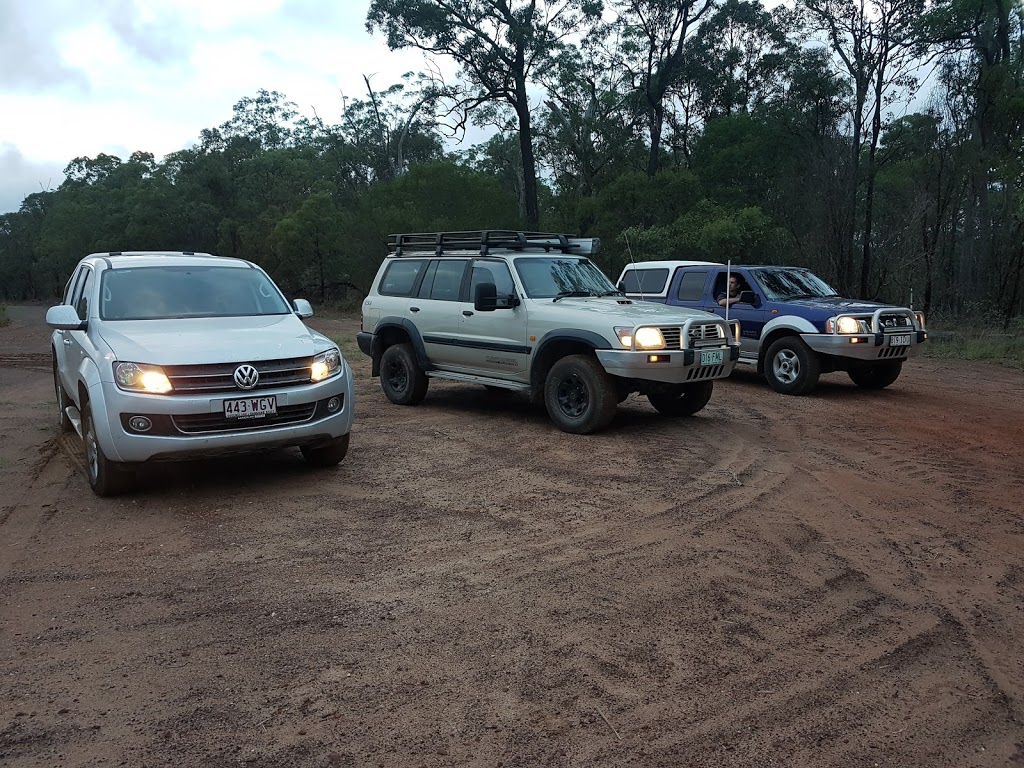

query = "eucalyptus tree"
[[609, 0, 718, 176], [801, 0, 928, 297], [366, 0, 604, 230]]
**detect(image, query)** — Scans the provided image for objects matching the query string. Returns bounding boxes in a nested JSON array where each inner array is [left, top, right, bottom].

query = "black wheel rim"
[[555, 373, 589, 418], [385, 360, 408, 393]]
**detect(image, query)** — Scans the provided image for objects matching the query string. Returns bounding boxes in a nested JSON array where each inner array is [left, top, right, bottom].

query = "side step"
[[66, 406, 83, 438], [426, 371, 531, 392], [737, 353, 758, 366]]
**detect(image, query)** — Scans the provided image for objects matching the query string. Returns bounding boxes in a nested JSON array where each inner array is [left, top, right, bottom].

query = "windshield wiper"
[[786, 293, 822, 300], [552, 290, 596, 302], [598, 290, 624, 297]]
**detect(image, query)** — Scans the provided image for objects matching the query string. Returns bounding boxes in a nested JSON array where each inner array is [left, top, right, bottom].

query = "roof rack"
[[389, 230, 600, 257]]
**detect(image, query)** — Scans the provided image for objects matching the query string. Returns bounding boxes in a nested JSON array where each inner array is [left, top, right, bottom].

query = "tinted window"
[[677, 271, 708, 302], [76, 269, 94, 321], [620, 268, 669, 294], [470, 260, 517, 297], [416, 261, 439, 299], [100, 266, 290, 320], [428, 260, 467, 301], [379, 259, 425, 296]]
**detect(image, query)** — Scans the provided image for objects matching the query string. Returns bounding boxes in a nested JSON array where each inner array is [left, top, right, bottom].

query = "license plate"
[[699, 349, 724, 366], [889, 334, 911, 347], [223, 395, 277, 419]]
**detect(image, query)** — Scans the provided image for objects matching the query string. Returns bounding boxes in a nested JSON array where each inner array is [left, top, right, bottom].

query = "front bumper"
[[802, 330, 927, 361], [596, 344, 739, 384], [90, 360, 355, 463]]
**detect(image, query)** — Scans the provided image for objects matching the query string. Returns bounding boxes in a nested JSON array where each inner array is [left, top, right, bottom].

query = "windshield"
[[100, 265, 291, 320], [755, 268, 838, 301], [513, 257, 618, 299]]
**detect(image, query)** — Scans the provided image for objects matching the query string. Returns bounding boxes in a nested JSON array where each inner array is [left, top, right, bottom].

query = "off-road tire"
[[848, 361, 903, 389], [380, 343, 428, 405], [82, 403, 128, 496], [301, 433, 350, 467], [543, 355, 618, 434], [764, 337, 821, 395], [53, 355, 73, 433], [647, 381, 714, 416]]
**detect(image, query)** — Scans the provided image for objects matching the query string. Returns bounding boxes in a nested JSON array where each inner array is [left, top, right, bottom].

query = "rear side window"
[[620, 268, 669, 295], [426, 260, 468, 301], [75, 269, 94, 321], [677, 271, 708, 302], [379, 260, 425, 296]]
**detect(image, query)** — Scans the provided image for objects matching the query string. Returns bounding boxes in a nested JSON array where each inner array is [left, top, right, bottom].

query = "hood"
[[539, 296, 720, 323], [781, 296, 903, 315], [97, 314, 331, 366]]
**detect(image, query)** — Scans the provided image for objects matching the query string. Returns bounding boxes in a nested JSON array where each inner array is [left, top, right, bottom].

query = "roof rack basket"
[[389, 230, 600, 257]]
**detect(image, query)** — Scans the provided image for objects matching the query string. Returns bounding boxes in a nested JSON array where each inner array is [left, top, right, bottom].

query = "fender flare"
[[531, 330, 612, 390], [370, 317, 432, 375]]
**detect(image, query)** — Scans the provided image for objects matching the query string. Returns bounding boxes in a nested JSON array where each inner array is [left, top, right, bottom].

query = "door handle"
[[462, 311, 474, 317], [410, 307, 420, 313], [63, 338, 72, 346]]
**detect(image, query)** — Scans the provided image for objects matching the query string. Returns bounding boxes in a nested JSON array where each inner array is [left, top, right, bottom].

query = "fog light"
[[327, 397, 341, 413], [128, 416, 152, 432]]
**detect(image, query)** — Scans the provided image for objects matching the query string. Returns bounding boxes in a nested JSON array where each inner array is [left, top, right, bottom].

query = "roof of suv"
[[81, 251, 253, 270]]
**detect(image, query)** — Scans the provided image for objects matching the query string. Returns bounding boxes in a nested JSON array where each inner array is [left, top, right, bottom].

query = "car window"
[[620, 268, 669, 294], [64, 268, 83, 305], [100, 266, 290, 320], [75, 268, 94, 321], [416, 261, 439, 299], [677, 271, 708, 302], [755, 269, 838, 301], [427, 260, 468, 301], [379, 260, 425, 297], [470, 260, 516, 297], [514, 257, 618, 299]]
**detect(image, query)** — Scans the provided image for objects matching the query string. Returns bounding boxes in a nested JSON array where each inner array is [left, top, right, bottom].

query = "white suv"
[[47, 251, 354, 495], [357, 231, 739, 433]]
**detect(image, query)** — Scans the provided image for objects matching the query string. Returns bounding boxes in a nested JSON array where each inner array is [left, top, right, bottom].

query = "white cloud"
[[0, 0, 446, 213], [0, 144, 65, 213]]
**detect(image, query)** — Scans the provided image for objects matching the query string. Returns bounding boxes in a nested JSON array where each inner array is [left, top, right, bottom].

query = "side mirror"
[[292, 299, 314, 319], [474, 282, 498, 311], [739, 290, 757, 306], [46, 305, 86, 331]]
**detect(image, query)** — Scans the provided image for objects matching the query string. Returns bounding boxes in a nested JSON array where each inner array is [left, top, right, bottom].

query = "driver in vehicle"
[[718, 275, 749, 308]]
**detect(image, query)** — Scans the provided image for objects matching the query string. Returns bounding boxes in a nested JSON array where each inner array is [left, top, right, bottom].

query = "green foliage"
[[0, 304, 9, 328]]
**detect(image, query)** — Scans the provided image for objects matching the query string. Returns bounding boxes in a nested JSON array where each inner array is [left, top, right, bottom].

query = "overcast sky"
[[0, 0, 441, 214]]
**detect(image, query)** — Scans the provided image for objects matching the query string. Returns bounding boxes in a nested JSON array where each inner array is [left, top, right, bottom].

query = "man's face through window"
[[728, 276, 740, 294]]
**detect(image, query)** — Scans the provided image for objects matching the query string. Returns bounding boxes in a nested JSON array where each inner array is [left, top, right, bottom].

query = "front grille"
[[171, 402, 317, 434], [688, 323, 725, 347], [660, 328, 682, 350], [165, 357, 313, 394], [879, 314, 912, 329]]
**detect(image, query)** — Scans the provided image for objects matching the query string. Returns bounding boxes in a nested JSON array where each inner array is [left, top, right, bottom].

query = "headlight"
[[634, 327, 666, 350], [113, 362, 172, 393], [829, 316, 867, 334], [311, 348, 342, 382], [915, 311, 926, 330]]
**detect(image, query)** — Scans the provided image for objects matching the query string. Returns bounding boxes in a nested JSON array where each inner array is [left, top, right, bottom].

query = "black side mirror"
[[739, 290, 757, 305], [474, 282, 498, 311]]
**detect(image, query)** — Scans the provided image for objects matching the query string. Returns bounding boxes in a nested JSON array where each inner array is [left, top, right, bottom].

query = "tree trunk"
[[647, 103, 664, 177], [514, 61, 540, 230]]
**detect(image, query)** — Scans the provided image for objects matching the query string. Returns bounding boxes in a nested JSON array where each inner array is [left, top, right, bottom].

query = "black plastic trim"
[[422, 335, 531, 355]]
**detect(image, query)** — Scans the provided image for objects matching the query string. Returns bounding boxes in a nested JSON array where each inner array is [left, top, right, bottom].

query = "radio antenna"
[[623, 231, 644, 302]]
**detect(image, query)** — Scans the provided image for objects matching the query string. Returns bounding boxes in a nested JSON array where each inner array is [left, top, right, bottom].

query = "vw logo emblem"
[[233, 364, 260, 390]]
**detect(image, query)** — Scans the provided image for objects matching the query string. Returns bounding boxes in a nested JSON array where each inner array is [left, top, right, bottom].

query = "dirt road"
[[2, 303, 1022, 767]]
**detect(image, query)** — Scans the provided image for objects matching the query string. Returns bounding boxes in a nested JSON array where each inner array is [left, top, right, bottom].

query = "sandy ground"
[[1, 302, 1022, 767]]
